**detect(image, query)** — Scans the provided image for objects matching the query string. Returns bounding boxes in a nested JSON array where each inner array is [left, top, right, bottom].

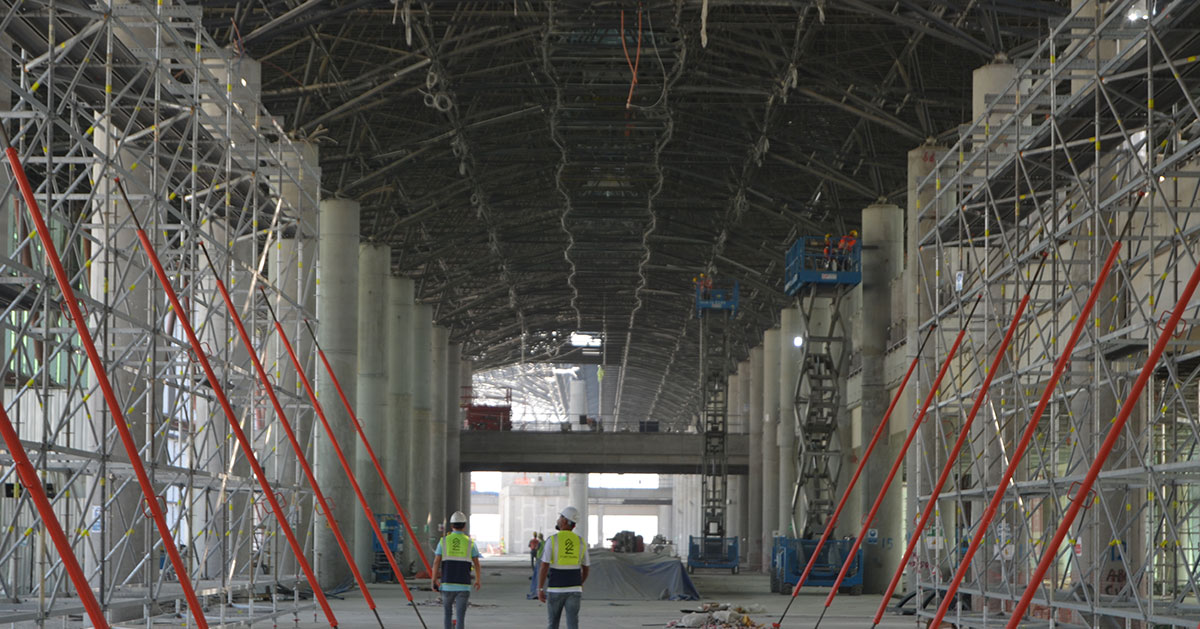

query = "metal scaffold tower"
[[910, 1, 1200, 627], [0, 1, 324, 625], [688, 278, 740, 573]]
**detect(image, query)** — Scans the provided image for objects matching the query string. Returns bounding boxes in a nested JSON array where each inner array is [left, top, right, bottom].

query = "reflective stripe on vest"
[[442, 532, 473, 584], [547, 531, 583, 589]]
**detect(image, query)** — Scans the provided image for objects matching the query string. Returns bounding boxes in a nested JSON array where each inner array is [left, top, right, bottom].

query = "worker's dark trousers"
[[442, 590, 469, 629], [546, 591, 581, 629]]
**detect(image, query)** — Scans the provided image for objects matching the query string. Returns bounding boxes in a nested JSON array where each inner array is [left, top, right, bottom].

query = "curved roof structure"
[[208, 0, 1069, 427]]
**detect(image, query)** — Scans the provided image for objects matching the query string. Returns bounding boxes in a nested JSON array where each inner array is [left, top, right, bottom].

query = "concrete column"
[[86, 114, 152, 587], [735, 367, 750, 559], [315, 198, 359, 588], [386, 275, 413, 504], [408, 305, 434, 559], [748, 347, 764, 569], [727, 369, 742, 546], [429, 326, 448, 536], [860, 203, 904, 594], [762, 328, 781, 568], [906, 143, 947, 593], [459, 359, 473, 522], [269, 140, 319, 579], [446, 343, 462, 512], [355, 244, 389, 572], [568, 473, 588, 546], [779, 308, 802, 536]]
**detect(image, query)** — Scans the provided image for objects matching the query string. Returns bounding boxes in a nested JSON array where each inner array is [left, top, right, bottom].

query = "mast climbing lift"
[[687, 276, 741, 574], [784, 236, 860, 538]]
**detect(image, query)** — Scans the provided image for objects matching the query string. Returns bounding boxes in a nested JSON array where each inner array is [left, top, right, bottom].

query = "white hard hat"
[[560, 506, 580, 524], [450, 511, 468, 524]]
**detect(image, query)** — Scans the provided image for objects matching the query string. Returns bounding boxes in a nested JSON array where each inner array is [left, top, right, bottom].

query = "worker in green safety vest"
[[537, 506, 591, 629], [433, 511, 481, 629]]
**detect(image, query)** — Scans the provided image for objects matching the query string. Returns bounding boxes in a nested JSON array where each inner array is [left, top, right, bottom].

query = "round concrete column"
[[408, 305, 434, 558], [860, 203, 904, 593], [269, 140, 319, 579], [386, 275, 413, 497], [737, 361, 751, 560], [315, 198, 359, 588], [568, 474, 589, 545], [429, 326, 448, 537], [355, 243, 389, 571], [779, 308, 802, 536], [748, 347, 764, 569], [446, 343, 462, 511], [459, 359, 474, 522], [761, 328, 781, 567]]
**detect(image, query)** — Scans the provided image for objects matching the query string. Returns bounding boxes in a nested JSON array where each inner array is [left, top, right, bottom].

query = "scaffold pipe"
[[1004, 247, 1200, 629], [870, 254, 1048, 628], [116, 180, 339, 628], [0, 405, 109, 628], [775, 296, 980, 629], [263, 294, 428, 628], [198, 243, 384, 629], [929, 240, 1123, 629], [815, 295, 985, 628], [0, 129, 210, 629]]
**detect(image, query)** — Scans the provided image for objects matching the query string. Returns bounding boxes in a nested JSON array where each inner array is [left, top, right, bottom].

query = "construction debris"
[[668, 603, 769, 627]]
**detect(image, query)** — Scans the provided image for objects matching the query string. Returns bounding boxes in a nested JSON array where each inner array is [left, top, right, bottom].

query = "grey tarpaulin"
[[529, 549, 700, 601]]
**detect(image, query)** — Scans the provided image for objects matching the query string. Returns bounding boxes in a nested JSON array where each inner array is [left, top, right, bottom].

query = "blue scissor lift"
[[770, 537, 863, 595], [686, 279, 742, 574]]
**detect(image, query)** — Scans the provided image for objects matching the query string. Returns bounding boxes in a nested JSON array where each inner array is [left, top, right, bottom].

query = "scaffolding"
[[0, 1, 320, 626], [911, 1, 1200, 627]]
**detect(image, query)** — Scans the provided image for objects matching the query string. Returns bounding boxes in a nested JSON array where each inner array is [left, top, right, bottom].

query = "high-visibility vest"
[[547, 531, 583, 589], [442, 532, 474, 584]]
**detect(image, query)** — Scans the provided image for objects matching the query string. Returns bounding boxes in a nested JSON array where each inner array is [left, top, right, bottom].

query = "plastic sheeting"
[[527, 549, 700, 601]]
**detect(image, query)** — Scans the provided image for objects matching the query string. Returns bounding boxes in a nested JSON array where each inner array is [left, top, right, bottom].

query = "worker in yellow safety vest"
[[433, 511, 481, 629], [537, 506, 591, 629]]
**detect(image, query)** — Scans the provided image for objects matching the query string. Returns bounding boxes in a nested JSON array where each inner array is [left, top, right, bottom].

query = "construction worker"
[[838, 229, 859, 270], [537, 506, 591, 629], [822, 233, 834, 269], [432, 511, 482, 629]]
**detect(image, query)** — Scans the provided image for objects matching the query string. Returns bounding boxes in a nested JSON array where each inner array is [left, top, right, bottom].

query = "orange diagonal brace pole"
[[1006, 245, 1200, 629], [869, 254, 1048, 628], [929, 240, 1122, 629], [0, 405, 109, 628], [115, 180, 339, 628], [774, 296, 981, 629], [301, 318, 434, 577], [0, 128, 209, 629], [789, 323, 936, 595], [197, 242, 384, 629], [262, 292, 428, 628]]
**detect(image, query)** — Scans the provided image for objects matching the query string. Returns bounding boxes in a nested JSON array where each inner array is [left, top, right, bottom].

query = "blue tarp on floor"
[[528, 549, 700, 601]]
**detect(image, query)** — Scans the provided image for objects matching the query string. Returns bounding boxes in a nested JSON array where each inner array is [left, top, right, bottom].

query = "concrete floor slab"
[[285, 556, 914, 628]]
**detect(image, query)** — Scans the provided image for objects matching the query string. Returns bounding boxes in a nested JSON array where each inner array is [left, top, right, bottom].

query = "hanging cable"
[[621, 6, 643, 109]]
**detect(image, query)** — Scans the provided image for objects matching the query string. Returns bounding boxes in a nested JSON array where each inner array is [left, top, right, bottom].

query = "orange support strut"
[[0, 405, 109, 628], [0, 128, 209, 629], [302, 318, 435, 578], [115, 180, 338, 628], [263, 294, 427, 628], [197, 242, 384, 629]]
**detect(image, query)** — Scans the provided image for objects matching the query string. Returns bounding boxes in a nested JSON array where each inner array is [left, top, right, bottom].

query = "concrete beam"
[[460, 432, 751, 475]]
